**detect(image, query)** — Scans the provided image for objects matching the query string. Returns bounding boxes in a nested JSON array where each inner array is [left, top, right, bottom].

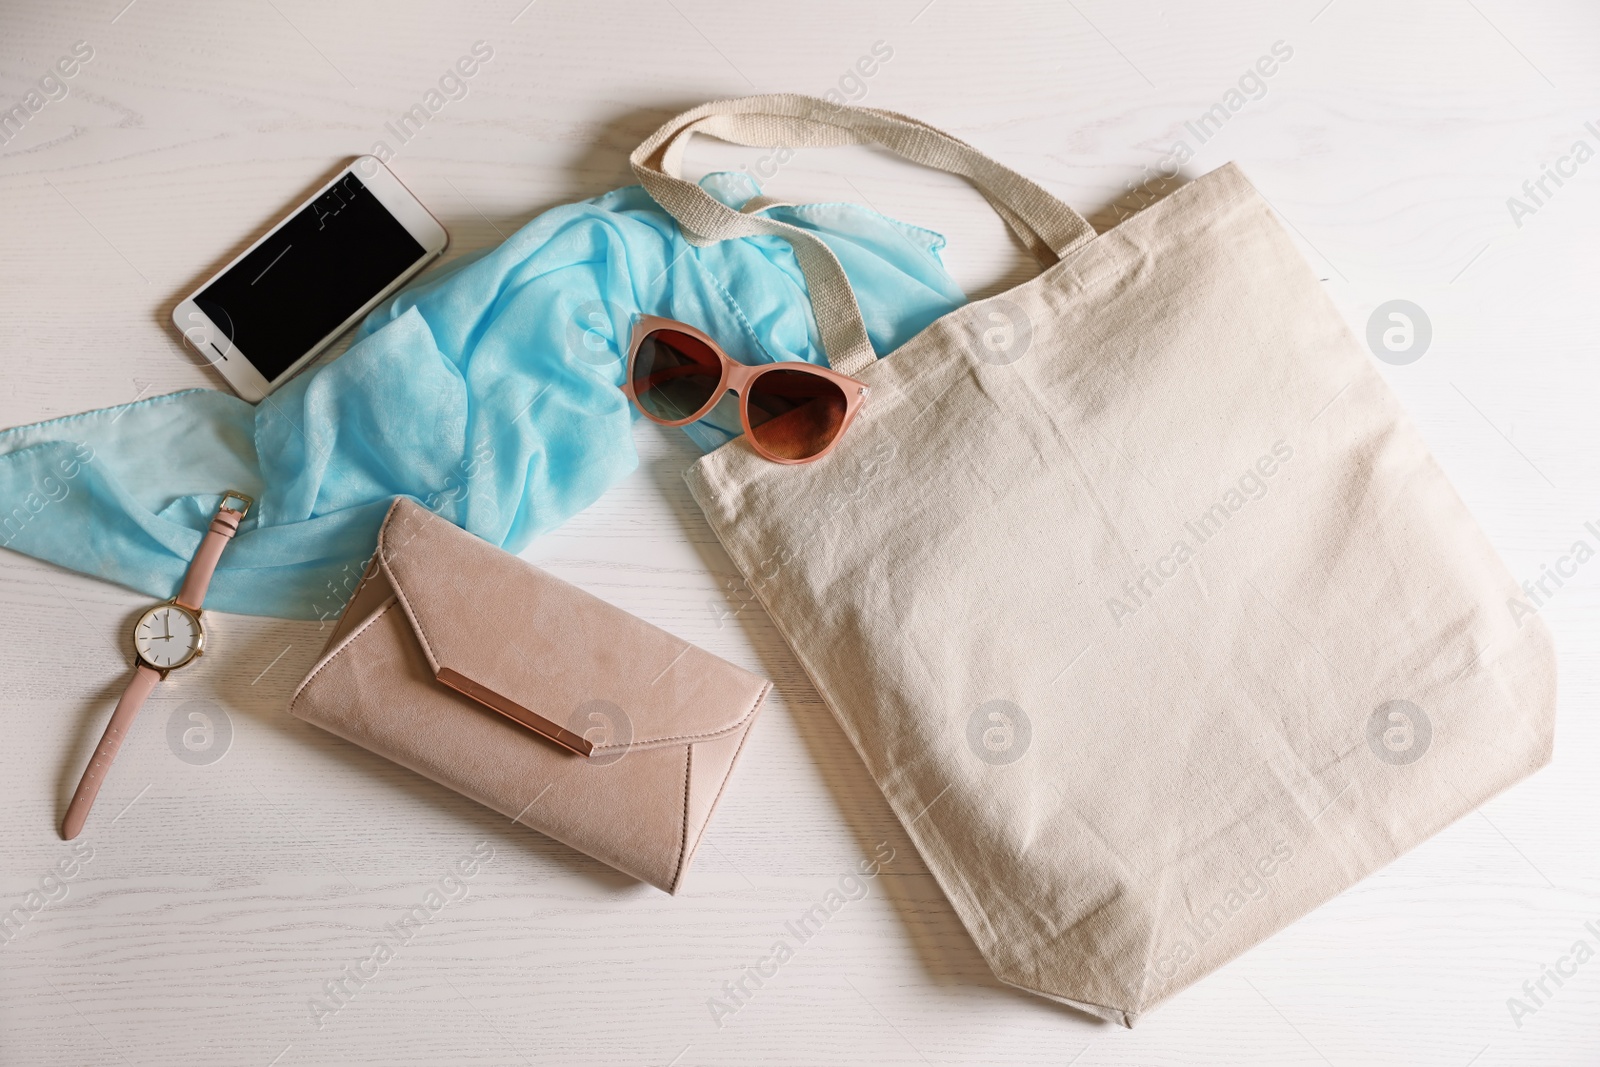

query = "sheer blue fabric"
[[0, 173, 963, 619]]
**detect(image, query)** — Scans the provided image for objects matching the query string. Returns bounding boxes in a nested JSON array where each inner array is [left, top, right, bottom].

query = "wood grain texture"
[[3, 0, 1599, 1063]]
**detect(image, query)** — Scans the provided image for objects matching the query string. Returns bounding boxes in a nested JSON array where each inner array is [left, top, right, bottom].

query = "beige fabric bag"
[[632, 95, 1557, 1024]]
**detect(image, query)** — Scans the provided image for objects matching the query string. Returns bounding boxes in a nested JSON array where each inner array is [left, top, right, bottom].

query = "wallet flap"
[[373, 498, 765, 751]]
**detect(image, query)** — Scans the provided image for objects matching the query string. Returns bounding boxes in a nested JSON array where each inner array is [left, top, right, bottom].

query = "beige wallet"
[[289, 497, 770, 893]]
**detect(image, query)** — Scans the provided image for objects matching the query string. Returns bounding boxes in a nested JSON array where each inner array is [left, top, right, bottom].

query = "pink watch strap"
[[60, 492, 251, 840], [61, 664, 161, 840], [175, 497, 249, 611]]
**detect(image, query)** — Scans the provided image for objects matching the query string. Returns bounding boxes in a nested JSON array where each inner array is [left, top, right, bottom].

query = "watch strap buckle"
[[220, 490, 253, 519]]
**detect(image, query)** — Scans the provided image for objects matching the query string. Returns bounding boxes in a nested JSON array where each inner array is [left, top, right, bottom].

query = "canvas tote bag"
[[631, 95, 1557, 1025]]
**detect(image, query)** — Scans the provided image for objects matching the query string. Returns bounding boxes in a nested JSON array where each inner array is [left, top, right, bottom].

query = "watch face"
[[133, 604, 203, 670]]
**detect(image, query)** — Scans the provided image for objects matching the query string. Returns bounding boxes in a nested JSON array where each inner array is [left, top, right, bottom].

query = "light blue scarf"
[[0, 173, 963, 620]]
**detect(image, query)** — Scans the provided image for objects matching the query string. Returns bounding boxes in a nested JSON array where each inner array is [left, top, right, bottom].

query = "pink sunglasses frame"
[[621, 315, 869, 465]]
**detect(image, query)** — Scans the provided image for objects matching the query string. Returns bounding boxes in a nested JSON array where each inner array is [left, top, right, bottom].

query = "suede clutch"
[[289, 497, 770, 892]]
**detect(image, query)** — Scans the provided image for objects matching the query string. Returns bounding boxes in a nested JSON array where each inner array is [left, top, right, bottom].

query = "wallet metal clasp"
[[435, 667, 596, 757]]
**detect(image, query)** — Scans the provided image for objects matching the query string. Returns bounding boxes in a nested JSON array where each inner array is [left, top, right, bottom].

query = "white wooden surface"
[[3, 1, 1599, 1063]]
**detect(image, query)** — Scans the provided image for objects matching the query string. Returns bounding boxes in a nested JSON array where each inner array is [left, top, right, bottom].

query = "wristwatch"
[[61, 491, 252, 840]]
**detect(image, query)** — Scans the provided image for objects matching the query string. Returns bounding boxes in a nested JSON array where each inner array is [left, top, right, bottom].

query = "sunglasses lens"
[[746, 368, 849, 461], [631, 329, 722, 422]]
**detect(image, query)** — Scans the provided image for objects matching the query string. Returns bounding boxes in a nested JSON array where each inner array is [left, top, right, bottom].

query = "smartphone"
[[172, 157, 447, 401]]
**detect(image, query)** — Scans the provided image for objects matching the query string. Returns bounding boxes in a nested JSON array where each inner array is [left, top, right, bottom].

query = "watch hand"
[[163, 614, 171, 640]]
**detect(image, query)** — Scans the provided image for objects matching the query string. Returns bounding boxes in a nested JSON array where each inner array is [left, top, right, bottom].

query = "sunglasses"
[[622, 316, 868, 464]]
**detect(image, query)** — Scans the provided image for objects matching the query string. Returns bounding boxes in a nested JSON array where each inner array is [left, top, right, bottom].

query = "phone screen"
[[194, 172, 426, 382]]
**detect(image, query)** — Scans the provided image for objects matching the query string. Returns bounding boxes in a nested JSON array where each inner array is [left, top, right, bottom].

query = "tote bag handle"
[[631, 94, 1095, 377]]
